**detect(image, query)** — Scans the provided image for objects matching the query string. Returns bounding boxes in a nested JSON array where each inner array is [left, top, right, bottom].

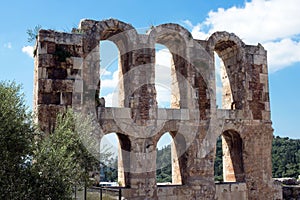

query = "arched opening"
[[194, 71, 210, 120], [99, 132, 131, 187], [222, 130, 245, 182], [214, 130, 245, 183], [153, 26, 187, 109], [98, 41, 120, 107], [156, 132, 182, 185], [211, 36, 245, 110], [214, 51, 233, 109], [155, 44, 173, 108], [214, 135, 223, 182], [99, 133, 119, 185]]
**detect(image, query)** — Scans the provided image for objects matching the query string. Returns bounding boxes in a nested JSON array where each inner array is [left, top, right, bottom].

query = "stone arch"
[[79, 19, 139, 108], [153, 24, 211, 115], [221, 129, 245, 182], [154, 130, 186, 185], [150, 24, 206, 110], [154, 44, 173, 108], [100, 131, 131, 187], [208, 32, 247, 110], [150, 24, 189, 109], [115, 133, 131, 187], [150, 23, 192, 56], [79, 18, 137, 52]]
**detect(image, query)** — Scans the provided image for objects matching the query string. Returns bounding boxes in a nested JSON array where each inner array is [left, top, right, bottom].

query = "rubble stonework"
[[33, 19, 282, 199]]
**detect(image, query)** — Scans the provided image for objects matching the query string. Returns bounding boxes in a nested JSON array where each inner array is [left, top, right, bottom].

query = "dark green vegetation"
[[31, 110, 99, 199], [0, 80, 299, 199], [155, 136, 299, 182], [26, 25, 42, 43], [214, 136, 223, 181], [0, 81, 102, 199], [272, 136, 300, 178], [214, 136, 300, 181], [0, 81, 35, 199], [100, 144, 173, 183], [100, 145, 118, 182], [156, 145, 172, 183]]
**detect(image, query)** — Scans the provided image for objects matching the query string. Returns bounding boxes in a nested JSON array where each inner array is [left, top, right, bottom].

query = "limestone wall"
[[215, 183, 248, 200], [34, 19, 280, 199]]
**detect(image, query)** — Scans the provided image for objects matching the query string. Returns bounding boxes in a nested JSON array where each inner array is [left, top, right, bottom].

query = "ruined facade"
[[33, 19, 282, 199]]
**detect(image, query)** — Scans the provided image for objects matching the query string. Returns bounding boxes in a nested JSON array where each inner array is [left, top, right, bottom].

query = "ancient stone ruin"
[[33, 19, 282, 199]]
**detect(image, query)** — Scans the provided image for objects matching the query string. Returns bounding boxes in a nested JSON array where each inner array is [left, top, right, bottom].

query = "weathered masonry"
[[33, 19, 282, 199]]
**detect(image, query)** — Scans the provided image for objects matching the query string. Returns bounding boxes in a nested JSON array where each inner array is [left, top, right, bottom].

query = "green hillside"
[[155, 136, 300, 182]]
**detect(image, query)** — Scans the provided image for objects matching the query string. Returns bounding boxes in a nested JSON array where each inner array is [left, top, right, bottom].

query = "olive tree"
[[31, 109, 100, 199], [0, 81, 34, 199]]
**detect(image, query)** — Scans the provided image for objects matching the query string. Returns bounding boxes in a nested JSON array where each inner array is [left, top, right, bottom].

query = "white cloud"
[[100, 70, 119, 107], [4, 42, 12, 49], [101, 70, 119, 89], [183, 20, 209, 40], [22, 45, 34, 58], [182, 20, 193, 29], [155, 48, 172, 87], [155, 48, 172, 107], [204, 0, 300, 43], [155, 84, 171, 108], [156, 48, 172, 67], [100, 68, 112, 76], [188, 0, 300, 72], [102, 92, 119, 107], [264, 38, 300, 72], [100, 48, 174, 107]]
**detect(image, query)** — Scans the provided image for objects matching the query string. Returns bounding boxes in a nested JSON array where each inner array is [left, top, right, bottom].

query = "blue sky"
[[0, 0, 299, 141]]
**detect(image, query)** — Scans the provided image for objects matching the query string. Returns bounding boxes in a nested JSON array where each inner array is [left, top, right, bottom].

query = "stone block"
[[38, 42, 47, 54], [74, 80, 83, 93], [262, 110, 271, 120], [38, 67, 48, 79], [38, 54, 55, 68], [38, 92, 60, 105], [47, 68, 67, 79], [52, 80, 74, 92], [38, 79, 52, 92], [253, 54, 266, 65], [60, 92, 72, 105]]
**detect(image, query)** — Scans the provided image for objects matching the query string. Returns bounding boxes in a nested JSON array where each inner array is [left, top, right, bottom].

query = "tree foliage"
[[156, 135, 300, 183], [156, 145, 172, 183], [30, 109, 100, 199], [272, 136, 300, 179], [26, 25, 42, 43], [0, 81, 35, 199], [100, 144, 118, 182], [214, 136, 223, 182], [214, 135, 300, 181]]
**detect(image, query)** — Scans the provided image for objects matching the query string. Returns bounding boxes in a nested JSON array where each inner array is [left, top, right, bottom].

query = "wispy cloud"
[[102, 92, 118, 107], [264, 39, 300, 72], [101, 70, 119, 89], [100, 68, 112, 76], [100, 70, 119, 107], [22, 45, 34, 58], [100, 48, 173, 107], [155, 48, 172, 107], [186, 0, 300, 72], [4, 42, 12, 49]]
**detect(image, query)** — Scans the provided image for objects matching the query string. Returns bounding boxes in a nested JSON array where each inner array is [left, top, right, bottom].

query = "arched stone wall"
[[34, 19, 280, 199], [222, 129, 245, 182], [208, 32, 247, 110]]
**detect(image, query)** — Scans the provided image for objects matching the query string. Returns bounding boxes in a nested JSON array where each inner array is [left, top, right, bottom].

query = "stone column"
[[128, 137, 158, 199]]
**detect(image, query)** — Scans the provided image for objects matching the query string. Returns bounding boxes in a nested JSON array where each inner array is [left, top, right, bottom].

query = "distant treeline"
[[155, 136, 300, 183], [271, 136, 300, 179]]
